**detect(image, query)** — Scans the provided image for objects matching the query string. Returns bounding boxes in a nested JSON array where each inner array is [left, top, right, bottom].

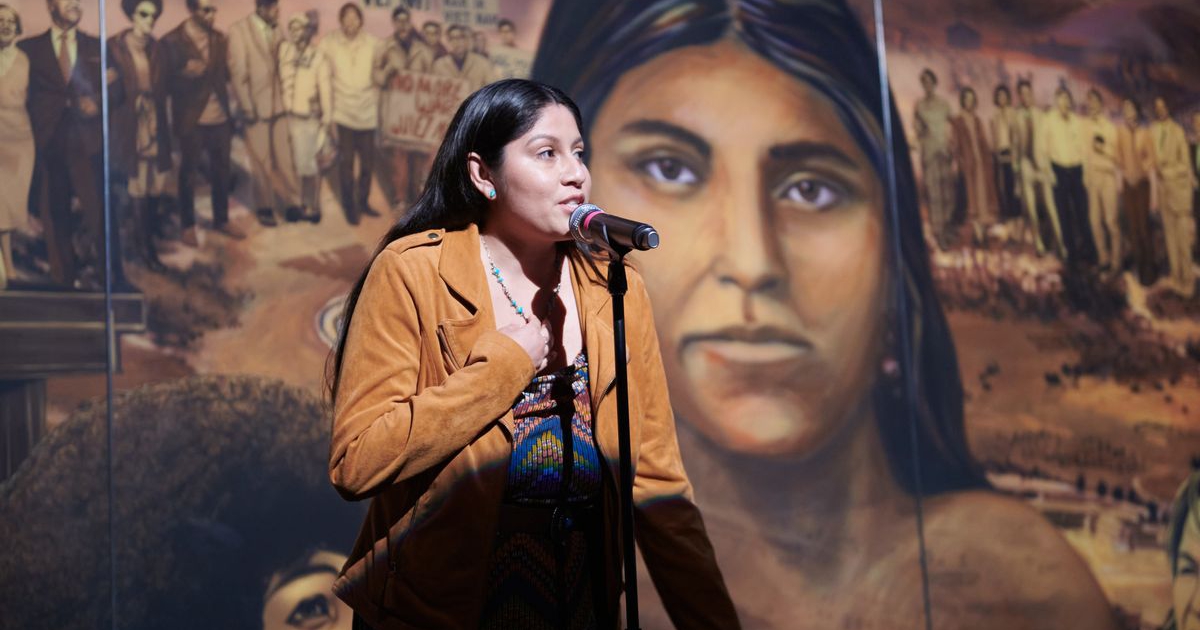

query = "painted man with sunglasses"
[[156, 0, 246, 246]]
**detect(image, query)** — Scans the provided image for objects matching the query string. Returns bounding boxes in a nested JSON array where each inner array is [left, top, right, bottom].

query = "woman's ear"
[[466, 152, 496, 200]]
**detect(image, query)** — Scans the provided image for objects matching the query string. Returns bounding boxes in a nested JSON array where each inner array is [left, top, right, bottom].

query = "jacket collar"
[[436, 224, 619, 407], [437, 223, 613, 318], [436, 223, 489, 317]]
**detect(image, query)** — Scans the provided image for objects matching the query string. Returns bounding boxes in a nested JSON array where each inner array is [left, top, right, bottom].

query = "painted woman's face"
[[0, 8, 18, 48], [590, 40, 888, 456], [130, 0, 158, 38]]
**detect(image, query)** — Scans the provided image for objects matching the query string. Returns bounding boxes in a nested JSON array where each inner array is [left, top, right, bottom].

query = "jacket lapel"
[[32, 31, 67, 89], [434, 229, 620, 417], [435, 225, 492, 370], [568, 251, 616, 406]]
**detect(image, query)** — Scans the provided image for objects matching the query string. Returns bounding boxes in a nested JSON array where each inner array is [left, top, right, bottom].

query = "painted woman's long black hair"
[[533, 0, 987, 494], [327, 79, 583, 403]]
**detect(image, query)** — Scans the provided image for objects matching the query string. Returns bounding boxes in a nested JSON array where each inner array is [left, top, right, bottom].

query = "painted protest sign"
[[379, 71, 471, 149]]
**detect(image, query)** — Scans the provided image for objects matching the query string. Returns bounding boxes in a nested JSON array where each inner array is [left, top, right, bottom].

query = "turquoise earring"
[[487, 189, 496, 200]]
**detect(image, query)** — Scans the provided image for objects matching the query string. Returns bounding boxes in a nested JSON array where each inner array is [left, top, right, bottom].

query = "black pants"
[[995, 152, 1019, 220], [337, 125, 376, 223], [35, 134, 126, 287], [178, 122, 232, 229], [1051, 163, 1096, 264], [1124, 179, 1155, 285]]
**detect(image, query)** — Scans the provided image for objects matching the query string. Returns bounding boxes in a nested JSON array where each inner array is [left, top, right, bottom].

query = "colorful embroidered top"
[[505, 351, 602, 505]]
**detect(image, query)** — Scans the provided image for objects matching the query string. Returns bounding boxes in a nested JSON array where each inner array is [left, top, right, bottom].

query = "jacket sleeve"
[[626, 270, 742, 629], [329, 248, 535, 501]]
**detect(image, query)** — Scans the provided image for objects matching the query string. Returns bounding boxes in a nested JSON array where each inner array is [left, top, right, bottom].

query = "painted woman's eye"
[[285, 594, 333, 628], [776, 176, 844, 212], [639, 157, 698, 185]]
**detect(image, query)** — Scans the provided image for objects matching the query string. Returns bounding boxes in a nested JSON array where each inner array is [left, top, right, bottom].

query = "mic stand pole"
[[606, 249, 640, 630]]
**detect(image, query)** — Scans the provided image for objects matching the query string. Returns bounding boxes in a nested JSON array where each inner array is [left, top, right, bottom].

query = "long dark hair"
[[533, 0, 986, 494], [327, 79, 583, 403]]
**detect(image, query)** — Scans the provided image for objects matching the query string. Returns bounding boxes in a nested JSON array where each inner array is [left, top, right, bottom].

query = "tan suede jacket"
[[329, 224, 739, 629]]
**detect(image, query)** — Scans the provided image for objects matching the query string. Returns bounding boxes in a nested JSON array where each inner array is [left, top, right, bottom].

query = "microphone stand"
[[605, 247, 640, 630]]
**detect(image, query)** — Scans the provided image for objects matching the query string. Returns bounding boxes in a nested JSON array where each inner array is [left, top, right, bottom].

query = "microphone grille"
[[569, 203, 603, 242]]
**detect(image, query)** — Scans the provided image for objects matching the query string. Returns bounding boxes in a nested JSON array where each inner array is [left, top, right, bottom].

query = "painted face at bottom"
[[589, 40, 888, 457], [262, 551, 353, 630], [1175, 514, 1200, 630]]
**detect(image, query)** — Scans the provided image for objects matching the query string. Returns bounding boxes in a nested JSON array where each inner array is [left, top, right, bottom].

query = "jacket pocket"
[[435, 326, 462, 373]]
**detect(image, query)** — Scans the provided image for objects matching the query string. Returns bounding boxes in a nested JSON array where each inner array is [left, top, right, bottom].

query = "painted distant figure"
[[990, 85, 1019, 221], [0, 3, 33, 289], [913, 68, 955, 249], [951, 86, 996, 244], [490, 18, 531, 80], [1082, 89, 1119, 271], [1042, 86, 1095, 264], [20, 0, 131, 289], [431, 24, 491, 93], [278, 12, 330, 222], [1190, 111, 1200, 261], [1117, 98, 1158, 286], [157, 0, 247, 245], [110, 0, 170, 273], [228, 0, 303, 226], [1015, 80, 1066, 257], [1151, 97, 1196, 297], [320, 2, 384, 225], [421, 20, 446, 60], [377, 6, 434, 211], [471, 28, 489, 59]]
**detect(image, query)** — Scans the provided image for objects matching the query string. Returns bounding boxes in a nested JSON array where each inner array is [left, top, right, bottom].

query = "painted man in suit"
[[1151, 97, 1196, 297], [156, 0, 246, 246], [228, 0, 301, 226], [1191, 110, 1200, 261], [20, 0, 131, 289]]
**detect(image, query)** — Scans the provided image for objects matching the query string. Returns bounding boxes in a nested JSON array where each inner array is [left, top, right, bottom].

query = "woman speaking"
[[327, 79, 738, 630]]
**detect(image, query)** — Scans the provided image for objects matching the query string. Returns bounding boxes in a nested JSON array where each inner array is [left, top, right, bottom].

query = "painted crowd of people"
[[915, 68, 1200, 298], [0, 0, 529, 291]]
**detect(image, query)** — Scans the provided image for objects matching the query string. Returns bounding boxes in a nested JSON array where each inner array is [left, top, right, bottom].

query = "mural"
[[0, 0, 1197, 628]]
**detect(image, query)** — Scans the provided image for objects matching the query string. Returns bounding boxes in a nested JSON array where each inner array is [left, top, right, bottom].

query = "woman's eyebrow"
[[524, 134, 584, 147], [768, 141, 859, 170], [618, 119, 711, 160]]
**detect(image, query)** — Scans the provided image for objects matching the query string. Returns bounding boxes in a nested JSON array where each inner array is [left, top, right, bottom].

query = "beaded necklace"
[[481, 237, 562, 324]]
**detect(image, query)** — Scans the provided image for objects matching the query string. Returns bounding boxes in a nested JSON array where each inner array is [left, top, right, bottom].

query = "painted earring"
[[487, 189, 496, 199]]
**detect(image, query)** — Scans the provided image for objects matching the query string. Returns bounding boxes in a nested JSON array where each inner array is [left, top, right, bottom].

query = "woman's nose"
[[713, 184, 785, 295], [562, 156, 588, 188]]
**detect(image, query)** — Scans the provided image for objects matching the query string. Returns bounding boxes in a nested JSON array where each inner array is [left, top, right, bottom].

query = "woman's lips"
[[693, 339, 811, 365], [682, 327, 813, 369]]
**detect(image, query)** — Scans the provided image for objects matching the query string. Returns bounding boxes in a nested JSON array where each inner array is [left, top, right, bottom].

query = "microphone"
[[569, 204, 660, 253]]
